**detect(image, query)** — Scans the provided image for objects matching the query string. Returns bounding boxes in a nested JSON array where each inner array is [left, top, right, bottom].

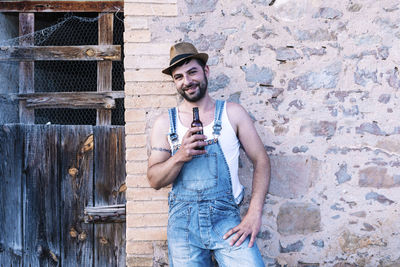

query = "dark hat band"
[[170, 53, 194, 65]]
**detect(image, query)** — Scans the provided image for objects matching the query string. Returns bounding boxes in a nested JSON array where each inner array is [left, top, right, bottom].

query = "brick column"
[[124, 1, 178, 266]]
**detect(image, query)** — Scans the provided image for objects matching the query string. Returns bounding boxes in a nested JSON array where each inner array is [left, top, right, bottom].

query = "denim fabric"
[[167, 103, 265, 267]]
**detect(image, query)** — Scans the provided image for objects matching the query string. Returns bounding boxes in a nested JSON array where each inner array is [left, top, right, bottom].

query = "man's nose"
[[183, 75, 192, 85]]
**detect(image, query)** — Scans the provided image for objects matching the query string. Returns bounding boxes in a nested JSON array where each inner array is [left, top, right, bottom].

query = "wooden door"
[[0, 3, 126, 265], [0, 124, 126, 266]]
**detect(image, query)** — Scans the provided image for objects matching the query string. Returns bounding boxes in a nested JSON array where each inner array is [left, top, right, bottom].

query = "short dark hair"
[[170, 58, 206, 76]]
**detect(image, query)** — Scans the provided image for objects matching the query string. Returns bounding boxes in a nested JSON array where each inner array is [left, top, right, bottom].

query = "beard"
[[178, 75, 208, 103]]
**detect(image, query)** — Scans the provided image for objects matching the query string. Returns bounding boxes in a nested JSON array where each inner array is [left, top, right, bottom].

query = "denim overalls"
[[167, 100, 265, 267]]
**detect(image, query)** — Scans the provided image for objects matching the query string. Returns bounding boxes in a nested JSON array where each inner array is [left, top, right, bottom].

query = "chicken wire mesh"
[[1, 12, 125, 125]]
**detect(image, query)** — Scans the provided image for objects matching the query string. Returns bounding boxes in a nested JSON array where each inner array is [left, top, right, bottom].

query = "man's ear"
[[204, 65, 210, 78]]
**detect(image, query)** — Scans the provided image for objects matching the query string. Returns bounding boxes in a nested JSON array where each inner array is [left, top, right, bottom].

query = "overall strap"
[[168, 107, 178, 145], [212, 100, 225, 138]]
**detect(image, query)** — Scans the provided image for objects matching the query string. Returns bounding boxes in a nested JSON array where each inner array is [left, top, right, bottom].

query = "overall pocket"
[[180, 152, 218, 192]]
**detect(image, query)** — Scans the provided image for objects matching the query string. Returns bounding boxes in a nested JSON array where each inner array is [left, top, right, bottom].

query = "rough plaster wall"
[[140, 0, 400, 266], [0, 13, 19, 123]]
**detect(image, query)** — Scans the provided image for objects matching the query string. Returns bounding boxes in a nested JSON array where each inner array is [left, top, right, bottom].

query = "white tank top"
[[174, 104, 244, 202]]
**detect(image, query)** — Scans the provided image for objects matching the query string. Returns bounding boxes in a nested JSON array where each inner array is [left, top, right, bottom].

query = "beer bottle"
[[191, 107, 204, 150]]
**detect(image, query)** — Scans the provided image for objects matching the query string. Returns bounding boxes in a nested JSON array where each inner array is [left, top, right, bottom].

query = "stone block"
[[375, 138, 400, 153], [125, 55, 170, 69], [359, 167, 400, 188], [126, 148, 148, 161], [275, 47, 301, 61], [356, 122, 386, 136], [127, 188, 170, 201], [354, 66, 378, 86], [335, 163, 352, 184], [127, 213, 168, 227], [277, 202, 321, 235], [127, 227, 167, 241], [125, 43, 170, 56], [124, 30, 151, 43], [125, 95, 177, 109], [208, 74, 230, 92], [288, 62, 341, 91], [126, 241, 154, 255], [126, 122, 147, 134], [313, 7, 343, 19], [365, 191, 394, 205], [185, 0, 218, 14], [338, 230, 387, 253], [387, 68, 400, 89], [124, 16, 149, 30], [127, 200, 168, 214], [125, 81, 176, 95], [269, 155, 320, 198], [127, 256, 153, 267], [126, 174, 149, 188], [126, 134, 147, 148], [126, 161, 148, 175], [311, 121, 337, 138], [125, 109, 146, 121], [292, 145, 308, 153], [378, 94, 391, 104], [193, 32, 227, 51], [242, 64, 274, 84], [280, 240, 304, 253], [294, 28, 337, 42], [125, 69, 171, 82], [125, 3, 177, 16], [312, 240, 324, 248]]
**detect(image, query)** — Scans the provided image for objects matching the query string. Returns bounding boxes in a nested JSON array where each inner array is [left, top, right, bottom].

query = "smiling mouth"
[[184, 85, 198, 93]]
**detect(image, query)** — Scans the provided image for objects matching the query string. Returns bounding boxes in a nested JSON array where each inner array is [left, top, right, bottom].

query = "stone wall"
[[125, 0, 400, 266]]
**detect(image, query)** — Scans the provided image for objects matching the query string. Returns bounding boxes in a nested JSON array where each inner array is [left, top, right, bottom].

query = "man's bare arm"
[[223, 103, 271, 247], [147, 114, 208, 190]]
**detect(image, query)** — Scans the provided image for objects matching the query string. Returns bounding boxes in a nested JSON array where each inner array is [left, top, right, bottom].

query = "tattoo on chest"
[[151, 147, 172, 154]]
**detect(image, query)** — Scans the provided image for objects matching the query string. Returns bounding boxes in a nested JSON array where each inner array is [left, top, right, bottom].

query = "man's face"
[[171, 59, 209, 103]]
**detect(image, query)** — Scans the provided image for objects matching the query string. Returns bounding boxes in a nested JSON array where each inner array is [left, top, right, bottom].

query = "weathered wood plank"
[[0, 124, 23, 266], [94, 126, 126, 267], [18, 91, 125, 109], [60, 125, 94, 266], [96, 13, 113, 125], [23, 125, 61, 266], [0, 1, 124, 12], [0, 45, 121, 61], [19, 13, 34, 124]]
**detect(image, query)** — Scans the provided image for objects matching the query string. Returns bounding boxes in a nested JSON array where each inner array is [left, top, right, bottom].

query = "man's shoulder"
[[155, 111, 170, 124], [225, 101, 247, 115], [152, 112, 171, 133]]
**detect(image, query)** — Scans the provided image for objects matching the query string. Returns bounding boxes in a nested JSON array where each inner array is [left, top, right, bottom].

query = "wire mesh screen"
[[31, 12, 125, 125]]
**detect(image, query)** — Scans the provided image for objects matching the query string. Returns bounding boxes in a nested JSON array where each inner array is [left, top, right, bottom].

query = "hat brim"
[[162, 53, 208, 75]]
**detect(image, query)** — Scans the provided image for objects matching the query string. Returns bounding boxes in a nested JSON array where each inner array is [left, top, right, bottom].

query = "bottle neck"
[[193, 107, 200, 121]]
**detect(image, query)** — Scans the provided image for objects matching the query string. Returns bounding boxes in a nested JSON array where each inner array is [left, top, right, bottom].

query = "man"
[[147, 42, 270, 267]]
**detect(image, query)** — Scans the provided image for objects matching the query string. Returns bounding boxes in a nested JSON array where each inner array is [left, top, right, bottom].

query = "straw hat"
[[162, 42, 208, 75]]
